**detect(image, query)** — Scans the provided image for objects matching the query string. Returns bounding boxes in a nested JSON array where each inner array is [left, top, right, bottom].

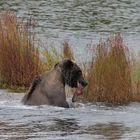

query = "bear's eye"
[[76, 70, 82, 76]]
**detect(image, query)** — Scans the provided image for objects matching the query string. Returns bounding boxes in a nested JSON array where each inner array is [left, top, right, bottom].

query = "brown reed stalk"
[[0, 11, 44, 89], [83, 34, 132, 105], [43, 47, 61, 72], [63, 42, 75, 60], [131, 55, 140, 102]]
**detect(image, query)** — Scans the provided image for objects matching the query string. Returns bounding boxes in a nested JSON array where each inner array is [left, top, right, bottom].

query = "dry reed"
[[131, 55, 140, 102], [63, 42, 75, 60], [43, 42, 75, 72], [0, 11, 44, 89], [43, 47, 61, 72], [83, 34, 132, 104]]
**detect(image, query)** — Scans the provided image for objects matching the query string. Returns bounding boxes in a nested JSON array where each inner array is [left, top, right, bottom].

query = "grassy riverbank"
[[0, 11, 140, 104]]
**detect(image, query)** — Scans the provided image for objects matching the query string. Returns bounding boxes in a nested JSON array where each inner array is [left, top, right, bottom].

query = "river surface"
[[0, 89, 140, 140], [0, 0, 140, 61]]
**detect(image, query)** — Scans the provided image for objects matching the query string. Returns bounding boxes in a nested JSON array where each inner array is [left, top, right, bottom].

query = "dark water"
[[0, 0, 140, 61], [0, 90, 140, 140]]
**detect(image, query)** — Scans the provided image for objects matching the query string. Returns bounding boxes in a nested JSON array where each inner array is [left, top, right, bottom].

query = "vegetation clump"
[[0, 11, 44, 90], [63, 42, 75, 60], [83, 35, 132, 105], [0, 11, 76, 91]]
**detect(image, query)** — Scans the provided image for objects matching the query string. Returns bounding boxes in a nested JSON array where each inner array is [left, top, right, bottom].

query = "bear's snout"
[[79, 77, 88, 87]]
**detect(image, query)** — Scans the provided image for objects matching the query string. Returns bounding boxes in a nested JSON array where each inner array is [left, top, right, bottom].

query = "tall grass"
[[63, 42, 75, 60], [43, 47, 61, 72], [84, 35, 132, 104], [0, 11, 44, 89], [131, 55, 140, 102], [43, 42, 75, 72], [0, 11, 74, 90]]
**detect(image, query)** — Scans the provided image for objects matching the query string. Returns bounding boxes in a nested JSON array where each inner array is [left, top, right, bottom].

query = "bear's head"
[[59, 59, 87, 101], [61, 59, 87, 87]]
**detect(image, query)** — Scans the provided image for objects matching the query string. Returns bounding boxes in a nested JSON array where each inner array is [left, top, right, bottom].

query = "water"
[[0, 89, 140, 140], [0, 1, 140, 139], [0, 0, 140, 60]]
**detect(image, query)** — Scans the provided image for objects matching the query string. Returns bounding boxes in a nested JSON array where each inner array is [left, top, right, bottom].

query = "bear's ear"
[[63, 59, 74, 69], [54, 63, 59, 68]]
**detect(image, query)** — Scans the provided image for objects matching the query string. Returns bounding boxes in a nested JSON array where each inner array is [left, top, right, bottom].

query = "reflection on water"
[[0, 122, 46, 139], [49, 118, 79, 133], [84, 122, 131, 140], [0, 89, 139, 140], [0, 119, 132, 140], [0, 90, 140, 140]]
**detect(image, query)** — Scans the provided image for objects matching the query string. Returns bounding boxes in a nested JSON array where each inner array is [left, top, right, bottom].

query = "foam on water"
[[0, 90, 140, 139]]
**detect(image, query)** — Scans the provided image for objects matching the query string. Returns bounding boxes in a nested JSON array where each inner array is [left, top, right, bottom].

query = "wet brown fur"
[[22, 59, 87, 108]]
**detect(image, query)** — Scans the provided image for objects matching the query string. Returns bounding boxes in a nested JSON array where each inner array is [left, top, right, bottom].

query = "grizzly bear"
[[22, 59, 87, 108]]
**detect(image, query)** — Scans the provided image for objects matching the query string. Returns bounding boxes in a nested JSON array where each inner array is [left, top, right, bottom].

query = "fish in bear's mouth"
[[72, 81, 86, 102]]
